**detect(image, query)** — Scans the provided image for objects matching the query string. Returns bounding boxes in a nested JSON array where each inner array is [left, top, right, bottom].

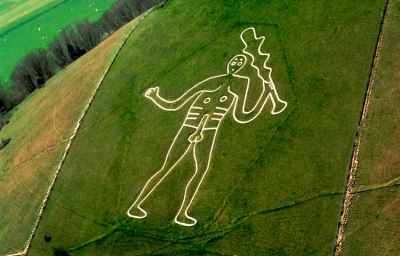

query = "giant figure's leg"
[[266, 81, 287, 114], [174, 129, 218, 226], [127, 126, 195, 219]]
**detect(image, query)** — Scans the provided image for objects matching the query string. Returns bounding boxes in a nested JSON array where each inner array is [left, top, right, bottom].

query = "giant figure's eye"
[[231, 62, 236, 66], [238, 62, 243, 66]]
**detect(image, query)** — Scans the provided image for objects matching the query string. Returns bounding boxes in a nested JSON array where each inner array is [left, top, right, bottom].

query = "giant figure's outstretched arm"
[[229, 81, 287, 124], [145, 75, 225, 111]]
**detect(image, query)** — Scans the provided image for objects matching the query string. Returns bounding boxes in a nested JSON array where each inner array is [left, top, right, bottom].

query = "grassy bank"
[[0, 19, 137, 255]]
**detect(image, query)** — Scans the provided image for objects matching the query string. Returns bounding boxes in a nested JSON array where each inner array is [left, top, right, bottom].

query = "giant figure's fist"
[[145, 87, 159, 99]]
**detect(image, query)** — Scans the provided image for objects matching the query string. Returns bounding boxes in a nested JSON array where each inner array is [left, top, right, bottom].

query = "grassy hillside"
[[25, 0, 388, 255], [0, 18, 138, 255], [0, 0, 119, 86], [341, 0, 400, 254]]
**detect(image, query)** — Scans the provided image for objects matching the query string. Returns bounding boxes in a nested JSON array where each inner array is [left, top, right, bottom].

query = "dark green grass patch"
[[29, 0, 386, 255]]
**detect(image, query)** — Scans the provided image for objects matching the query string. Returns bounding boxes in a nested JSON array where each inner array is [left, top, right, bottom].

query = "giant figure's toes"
[[271, 100, 287, 114], [127, 206, 147, 219], [175, 214, 197, 227]]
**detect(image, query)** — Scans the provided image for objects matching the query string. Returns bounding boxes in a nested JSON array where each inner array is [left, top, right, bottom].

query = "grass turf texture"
[[0, 20, 137, 255], [28, 0, 387, 255], [0, 0, 119, 86], [341, 0, 400, 254], [0, 0, 57, 35]]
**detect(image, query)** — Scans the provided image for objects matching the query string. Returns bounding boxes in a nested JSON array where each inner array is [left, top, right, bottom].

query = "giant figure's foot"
[[127, 205, 147, 219], [271, 100, 287, 115], [174, 213, 197, 227]]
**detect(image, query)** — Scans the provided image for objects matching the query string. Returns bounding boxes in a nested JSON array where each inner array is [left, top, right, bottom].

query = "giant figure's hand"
[[145, 87, 159, 99]]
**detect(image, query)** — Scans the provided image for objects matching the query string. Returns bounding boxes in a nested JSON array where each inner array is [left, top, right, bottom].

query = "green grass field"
[[0, 19, 137, 255], [341, 0, 400, 255], [0, 0, 57, 35], [0, 0, 119, 86], [23, 0, 389, 255]]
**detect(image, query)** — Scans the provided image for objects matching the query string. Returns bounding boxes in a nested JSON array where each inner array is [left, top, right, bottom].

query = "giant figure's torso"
[[183, 85, 235, 130]]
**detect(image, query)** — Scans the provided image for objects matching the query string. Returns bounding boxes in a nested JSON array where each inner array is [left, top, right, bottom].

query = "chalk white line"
[[183, 124, 197, 129], [213, 112, 225, 116], [215, 107, 228, 111], [127, 128, 193, 219], [4, 9, 154, 256], [127, 27, 288, 226]]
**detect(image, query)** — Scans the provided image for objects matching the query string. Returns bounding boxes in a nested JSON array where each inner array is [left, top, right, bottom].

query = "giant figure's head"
[[227, 54, 247, 75]]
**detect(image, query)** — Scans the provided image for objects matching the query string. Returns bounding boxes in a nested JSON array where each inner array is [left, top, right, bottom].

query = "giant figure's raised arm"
[[229, 81, 287, 124], [144, 75, 225, 111]]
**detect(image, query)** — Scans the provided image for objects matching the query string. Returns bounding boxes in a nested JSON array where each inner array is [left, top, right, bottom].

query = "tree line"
[[0, 0, 164, 119]]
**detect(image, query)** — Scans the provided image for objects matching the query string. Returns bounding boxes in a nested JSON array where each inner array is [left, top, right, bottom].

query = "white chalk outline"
[[127, 27, 288, 227], [231, 27, 288, 124]]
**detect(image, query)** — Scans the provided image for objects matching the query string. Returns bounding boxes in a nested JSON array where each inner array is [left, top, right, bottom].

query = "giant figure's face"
[[227, 55, 247, 75]]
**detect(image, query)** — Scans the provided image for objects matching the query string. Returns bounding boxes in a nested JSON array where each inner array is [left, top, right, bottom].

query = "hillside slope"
[[27, 0, 388, 255], [0, 18, 140, 255]]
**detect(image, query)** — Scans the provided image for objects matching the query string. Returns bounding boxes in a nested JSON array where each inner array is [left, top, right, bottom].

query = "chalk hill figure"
[[127, 27, 287, 226]]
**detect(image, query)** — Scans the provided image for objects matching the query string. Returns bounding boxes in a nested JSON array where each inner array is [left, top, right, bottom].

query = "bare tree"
[[100, 7, 126, 33], [60, 25, 86, 61], [9, 81, 29, 108], [49, 38, 72, 69], [11, 61, 36, 92], [75, 19, 102, 51], [0, 83, 8, 114], [100, 0, 159, 34], [11, 49, 56, 92], [29, 49, 56, 85]]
